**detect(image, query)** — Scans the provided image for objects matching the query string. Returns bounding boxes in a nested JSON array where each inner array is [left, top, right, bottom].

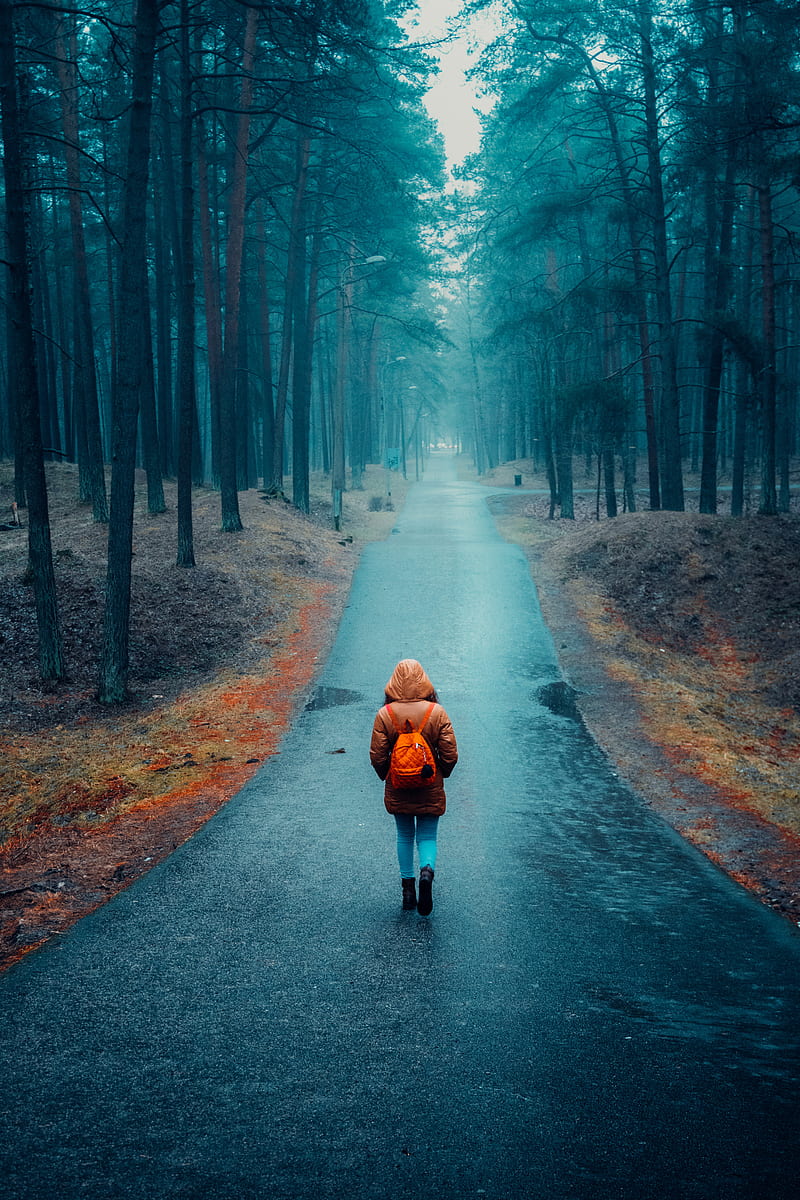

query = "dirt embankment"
[[485, 464, 800, 928], [0, 463, 404, 970]]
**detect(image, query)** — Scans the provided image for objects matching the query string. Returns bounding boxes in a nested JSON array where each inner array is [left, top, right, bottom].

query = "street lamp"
[[406, 385, 418, 480]]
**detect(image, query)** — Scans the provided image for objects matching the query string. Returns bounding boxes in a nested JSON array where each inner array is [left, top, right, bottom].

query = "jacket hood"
[[385, 659, 435, 703]]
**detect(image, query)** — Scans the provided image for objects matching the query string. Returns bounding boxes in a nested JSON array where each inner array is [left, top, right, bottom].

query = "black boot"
[[417, 866, 434, 916], [402, 878, 417, 911]]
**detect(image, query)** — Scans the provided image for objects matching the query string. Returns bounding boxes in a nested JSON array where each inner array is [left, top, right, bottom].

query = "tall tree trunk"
[[292, 190, 322, 513], [255, 199, 275, 489], [291, 222, 311, 511], [318, 334, 332, 475], [31, 182, 59, 459], [272, 132, 311, 492], [50, 182, 71, 460], [757, 178, 778, 515], [332, 263, 351, 525], [152, 172, 174, 477], [555, 415, 575, 519], [700, 14, 740, 516], [0, 0, 65, 681], [176, 0, 195, 567], [154, 61, 180, 477], [602, 443, 618, 518], [542, 392, 559, 520], [778, 281, 793, 512], [699, 159, 736, 514], [98, 0, 159, 704], [139, 263, 165, 513], [639, 0, 684, 510], [235, 277, 255, 488], [218, 4, 258, 532], [53, 11, 109, 521], [102, 137, 117, 457], [197, 120, 222, 485], [731, 189, 756, 517]]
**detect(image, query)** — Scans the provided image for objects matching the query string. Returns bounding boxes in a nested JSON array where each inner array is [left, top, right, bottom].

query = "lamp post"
[[332, 255, 386, 530], [404, 384, 418, 480], [379, 355, 406, 497]]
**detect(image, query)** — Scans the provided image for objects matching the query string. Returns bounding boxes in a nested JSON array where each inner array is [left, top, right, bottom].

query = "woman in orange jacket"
[[370, 659, 458, 915]]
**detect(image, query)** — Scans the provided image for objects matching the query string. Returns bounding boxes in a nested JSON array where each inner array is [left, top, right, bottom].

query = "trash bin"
[[514, 474, 522, 487]]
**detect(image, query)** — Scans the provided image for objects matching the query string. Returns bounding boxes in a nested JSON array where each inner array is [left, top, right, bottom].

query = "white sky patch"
[[403, 0, 499, 170]]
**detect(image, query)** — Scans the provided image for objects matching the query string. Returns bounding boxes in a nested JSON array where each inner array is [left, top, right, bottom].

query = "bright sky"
[[403, 0, 498, 169]]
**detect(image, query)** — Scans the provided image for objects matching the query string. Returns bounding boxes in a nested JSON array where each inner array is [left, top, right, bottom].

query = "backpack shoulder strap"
[[414, 701, 437, 734], [385, 701, 435, 735], [385, 703, 403, 733]]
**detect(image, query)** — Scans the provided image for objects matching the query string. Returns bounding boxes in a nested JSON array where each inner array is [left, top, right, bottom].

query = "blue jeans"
[[394, 814, 439, 878]]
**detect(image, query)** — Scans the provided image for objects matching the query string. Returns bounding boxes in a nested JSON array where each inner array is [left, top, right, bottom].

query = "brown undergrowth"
[[483, 458, 800, 926], [0, 463, 405, 969]]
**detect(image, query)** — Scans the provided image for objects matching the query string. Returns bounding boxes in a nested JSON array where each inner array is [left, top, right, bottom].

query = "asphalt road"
[[2, 453, 799, 1200]]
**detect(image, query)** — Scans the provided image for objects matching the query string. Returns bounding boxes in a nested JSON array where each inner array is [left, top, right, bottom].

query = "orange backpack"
[[386, 701, 437, 789]]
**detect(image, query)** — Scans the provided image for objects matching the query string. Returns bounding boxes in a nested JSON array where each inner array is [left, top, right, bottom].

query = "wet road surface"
[[2, 453, 799, 1199]]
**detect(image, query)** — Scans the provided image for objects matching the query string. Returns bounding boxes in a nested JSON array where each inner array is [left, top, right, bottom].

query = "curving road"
[[1, 453, 799, 1199]]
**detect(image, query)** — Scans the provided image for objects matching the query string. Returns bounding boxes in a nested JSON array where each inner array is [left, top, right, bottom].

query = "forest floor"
[[2, 456, 799, 970], [0, 461, 405, 970], [482, 459, 800, 930]]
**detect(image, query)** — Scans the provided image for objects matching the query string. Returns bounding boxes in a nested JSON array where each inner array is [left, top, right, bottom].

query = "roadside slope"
[[489, 488, 800, 926], [0, 464, 404, 969]]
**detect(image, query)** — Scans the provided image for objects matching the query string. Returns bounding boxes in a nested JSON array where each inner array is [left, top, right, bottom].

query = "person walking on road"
[[370, 659, 458, 915]]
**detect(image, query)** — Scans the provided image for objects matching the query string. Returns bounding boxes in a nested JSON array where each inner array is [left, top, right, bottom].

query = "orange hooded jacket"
[[369, 659, 458, 816]]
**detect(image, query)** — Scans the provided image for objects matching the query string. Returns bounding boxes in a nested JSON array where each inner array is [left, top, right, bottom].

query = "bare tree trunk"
[[255, 198, 275, 489], [53, 11, 108, 521], [197, 120, 222, 485], [98, 0, 159, 704], [152, 165, 175, 477], [639, 0, 684, 511], [0, 0, 65, 682], [219, 4, 259, 532], [778, 281, 793, 513], [102, 137, 116, 455], [700, 14, 740, 516], [731, 189, 756, 517], [31, 181, 59, 459], [758, 178, 778, 515], [50, 181, 71, 459], [542, 392, 559, 520], [292, 216, 320, 513], [555, 416, 575, 519], [176, 0, 196, 567], [154, 62, 180, 477], [332, 261, 351, 524], [700, 173, 736, 514], [272, 132, 311, 492], [139, 262, 165, 513]]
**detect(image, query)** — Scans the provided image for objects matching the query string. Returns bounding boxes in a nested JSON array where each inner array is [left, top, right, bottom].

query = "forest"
[[2, 0, 800, 702]]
